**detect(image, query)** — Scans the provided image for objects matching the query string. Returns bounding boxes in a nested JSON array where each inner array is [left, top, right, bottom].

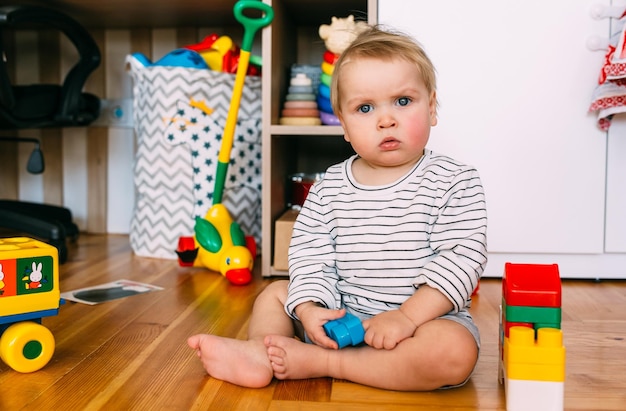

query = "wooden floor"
[[1, 234, 625, 410]]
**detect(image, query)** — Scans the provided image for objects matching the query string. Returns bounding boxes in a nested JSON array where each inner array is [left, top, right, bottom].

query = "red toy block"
[[503, 263, 561, 308]]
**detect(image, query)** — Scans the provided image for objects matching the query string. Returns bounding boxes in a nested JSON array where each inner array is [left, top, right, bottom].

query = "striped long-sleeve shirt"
[[285, 149, 488, 319]]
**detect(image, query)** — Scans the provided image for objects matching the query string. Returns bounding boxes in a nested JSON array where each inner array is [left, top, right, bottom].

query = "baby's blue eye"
[[358, 104, 372, 113], [397, 97, 411, 106]]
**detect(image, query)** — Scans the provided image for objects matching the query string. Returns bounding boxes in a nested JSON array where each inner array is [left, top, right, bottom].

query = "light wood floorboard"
[[0, 234, 624, 410]]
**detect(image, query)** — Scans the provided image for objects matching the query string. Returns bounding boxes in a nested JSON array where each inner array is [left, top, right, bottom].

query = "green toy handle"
[[234, 0, 274, 52], [213, 0, 273, 205]]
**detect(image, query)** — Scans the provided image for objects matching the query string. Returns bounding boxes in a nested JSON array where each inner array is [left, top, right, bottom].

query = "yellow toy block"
[[505, 326, 565, 364], [0, 237, 60, 317], [507, 362, 565, 382], [504, 326, 565, 382]]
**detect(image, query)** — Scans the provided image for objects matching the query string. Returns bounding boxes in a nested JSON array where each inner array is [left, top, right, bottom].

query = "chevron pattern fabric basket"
[[127, 55, 262, 259]]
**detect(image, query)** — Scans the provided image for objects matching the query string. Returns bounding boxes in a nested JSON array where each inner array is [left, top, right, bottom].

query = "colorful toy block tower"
[[499, 263, 565, 411], [316, 15, 368, 125]]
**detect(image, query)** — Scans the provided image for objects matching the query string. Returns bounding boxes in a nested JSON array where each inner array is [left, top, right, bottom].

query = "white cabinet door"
[[605, 114, 626, 252], [379, 0, 607, 254]]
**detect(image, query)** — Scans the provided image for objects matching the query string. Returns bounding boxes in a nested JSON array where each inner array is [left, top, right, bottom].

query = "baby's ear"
[[429, 92, 438, 126]]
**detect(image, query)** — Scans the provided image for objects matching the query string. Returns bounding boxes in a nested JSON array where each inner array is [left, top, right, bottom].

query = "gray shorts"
[[435, 309, 481, 389]]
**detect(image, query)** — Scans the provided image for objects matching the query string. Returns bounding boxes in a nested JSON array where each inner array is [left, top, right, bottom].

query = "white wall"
[[379, 0, 626, 278]]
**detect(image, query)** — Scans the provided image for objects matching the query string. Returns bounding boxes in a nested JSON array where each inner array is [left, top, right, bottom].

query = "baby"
[[188, 24, 487, 391]]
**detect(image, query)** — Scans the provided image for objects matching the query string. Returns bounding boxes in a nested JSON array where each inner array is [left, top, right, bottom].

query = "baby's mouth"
[[380, 137, 400, 150]]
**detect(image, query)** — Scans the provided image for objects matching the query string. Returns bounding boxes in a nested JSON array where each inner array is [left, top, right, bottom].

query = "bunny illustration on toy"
[[24, 262, 43, 289], [0, 263, 5, 295]]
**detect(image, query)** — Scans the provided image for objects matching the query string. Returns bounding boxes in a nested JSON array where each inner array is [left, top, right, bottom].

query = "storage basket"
[[126, 55, 262, 259]]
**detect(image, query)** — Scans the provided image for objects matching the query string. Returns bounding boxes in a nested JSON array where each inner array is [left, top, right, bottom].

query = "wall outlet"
[[93, 98, 134, 128]]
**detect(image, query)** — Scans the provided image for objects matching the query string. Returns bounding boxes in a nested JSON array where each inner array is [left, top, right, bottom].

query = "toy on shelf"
[[279, 73, 321, 126], [175, 0, 273, 286], [499, 262, 565, 411], [319, 15, 368, 56], [315, 15, 367, 125], [0, 237, 63, 373], [323, 312, 365, 348]]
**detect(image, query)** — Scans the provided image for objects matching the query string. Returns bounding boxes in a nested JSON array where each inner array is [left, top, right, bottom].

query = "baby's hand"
[[296, 303, 346, 349], [362, 310, 417, 350]]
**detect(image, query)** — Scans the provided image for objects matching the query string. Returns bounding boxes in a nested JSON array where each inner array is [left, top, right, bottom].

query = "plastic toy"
[[499, 262, 565, 411], [187, 34, 233, 71], [319, 111, 340, 126], [185, 33, 262, 75], [502, 263, 561, 308], [505, 326, 565, 382], [318, 15, 368, 55], [503, 326, 565, 411], [323, 312, 365, 348], [315, 15, 367, 125], [0, 237, 63, 373], [503, 304, 561, 329], [185, 33, 220, 53], [279, 73, 321, 126], [179, 0, 273, 286], [131, 33, 262, 75], [501, 263, 562, 338], [181, 204, 257, 285]]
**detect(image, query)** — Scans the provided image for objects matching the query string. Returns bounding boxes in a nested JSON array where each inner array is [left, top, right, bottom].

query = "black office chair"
[[0, 5, 101, 262]]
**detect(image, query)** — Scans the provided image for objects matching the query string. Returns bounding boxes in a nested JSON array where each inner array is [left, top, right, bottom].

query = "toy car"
[[0, 237, 63, 372]]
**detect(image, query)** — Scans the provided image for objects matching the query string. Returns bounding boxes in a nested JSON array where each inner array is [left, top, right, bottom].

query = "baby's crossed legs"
[[188, 280, 479, 390], [266, 316, 478, 390]]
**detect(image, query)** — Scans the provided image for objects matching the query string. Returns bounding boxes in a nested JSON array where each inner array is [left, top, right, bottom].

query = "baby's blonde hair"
[[330, 25, 437, 115]]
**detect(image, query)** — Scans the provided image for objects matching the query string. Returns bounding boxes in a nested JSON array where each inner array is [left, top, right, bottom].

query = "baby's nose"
[[377, 114, 397, 128]]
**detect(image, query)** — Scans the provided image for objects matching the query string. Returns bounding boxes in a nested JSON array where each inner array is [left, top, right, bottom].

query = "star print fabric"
[[165, 101, 262, 245]]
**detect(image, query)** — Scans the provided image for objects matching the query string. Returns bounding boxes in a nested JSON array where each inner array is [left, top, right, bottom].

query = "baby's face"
[[337, 57, 437, 172]]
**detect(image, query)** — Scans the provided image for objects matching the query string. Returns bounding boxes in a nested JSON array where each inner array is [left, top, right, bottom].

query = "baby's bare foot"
[[188, 334, 273, 388], [264, 335, 333, 380]]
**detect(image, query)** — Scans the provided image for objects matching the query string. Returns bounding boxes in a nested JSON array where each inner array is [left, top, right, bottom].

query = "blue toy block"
[[323, 312, 365, 348]]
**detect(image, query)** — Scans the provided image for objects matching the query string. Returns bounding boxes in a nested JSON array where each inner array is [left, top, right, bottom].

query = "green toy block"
[[503, 300, 561, 325]]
